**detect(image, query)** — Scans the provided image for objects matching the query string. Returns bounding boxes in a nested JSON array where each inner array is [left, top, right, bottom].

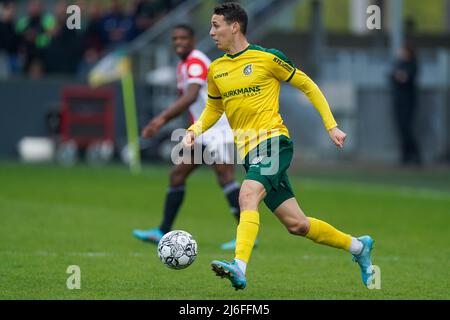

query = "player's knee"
[[287, 219, 310, 236], [239, 188, 258, 210], [169, 169, 188, 187], [216, 168, 234, 186]]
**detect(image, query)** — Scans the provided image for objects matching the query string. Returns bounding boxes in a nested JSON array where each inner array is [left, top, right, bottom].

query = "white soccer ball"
[[157, 230, 198, 270]]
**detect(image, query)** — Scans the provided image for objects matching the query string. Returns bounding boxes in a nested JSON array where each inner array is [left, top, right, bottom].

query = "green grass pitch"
[[0, 162, 449, 299]]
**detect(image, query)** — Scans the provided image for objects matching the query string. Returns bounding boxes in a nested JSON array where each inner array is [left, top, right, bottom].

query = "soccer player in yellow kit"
[[183, 2, 375, 290]]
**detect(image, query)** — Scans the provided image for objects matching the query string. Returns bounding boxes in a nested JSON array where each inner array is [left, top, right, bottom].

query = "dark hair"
[[173, 24, 195, 37], [213, 2, 248, 35]]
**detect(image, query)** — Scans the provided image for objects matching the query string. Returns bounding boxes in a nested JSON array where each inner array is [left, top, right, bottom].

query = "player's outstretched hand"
[[182, 131, 196, 148], [328, 127, 347, 148], [141, 117, 165, 138]]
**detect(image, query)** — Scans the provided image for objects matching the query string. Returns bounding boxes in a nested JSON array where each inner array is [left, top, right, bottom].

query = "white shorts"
[[195, 127, 235, 165]]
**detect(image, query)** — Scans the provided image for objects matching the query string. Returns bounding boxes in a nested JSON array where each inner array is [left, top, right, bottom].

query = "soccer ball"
[[157, 230, 198, 270]]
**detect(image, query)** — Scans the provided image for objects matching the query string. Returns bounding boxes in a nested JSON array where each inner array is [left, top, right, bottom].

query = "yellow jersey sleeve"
[[265, 48, 296, 82], [288, 68, 337, 130], [187, 66, 225, 136], [265, 48, 337, 131], [206, 63, 222, 100]]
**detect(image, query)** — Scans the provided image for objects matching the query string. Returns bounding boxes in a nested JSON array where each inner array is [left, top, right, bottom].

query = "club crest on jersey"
[[243, 64, 253, 76], [188, 63, 203, 77]]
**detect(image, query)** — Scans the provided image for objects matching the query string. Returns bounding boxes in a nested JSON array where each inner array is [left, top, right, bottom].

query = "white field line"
[[0, 180, 448, 216], [0, 250, 446, 264], [299, 178, 450, 201], [0, 251, 146, 258]]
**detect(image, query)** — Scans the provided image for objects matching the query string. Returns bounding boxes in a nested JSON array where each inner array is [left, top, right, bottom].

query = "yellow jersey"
[[188, 44, 337, 158]]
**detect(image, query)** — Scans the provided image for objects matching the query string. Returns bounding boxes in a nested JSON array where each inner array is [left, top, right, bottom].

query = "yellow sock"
[[235, 210, 260, 263], [305, 217, 352, 250]]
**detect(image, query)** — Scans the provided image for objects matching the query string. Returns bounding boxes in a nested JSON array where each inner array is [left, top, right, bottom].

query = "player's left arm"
[[288, 69, 346, 148], [268, 50, 346, 148]]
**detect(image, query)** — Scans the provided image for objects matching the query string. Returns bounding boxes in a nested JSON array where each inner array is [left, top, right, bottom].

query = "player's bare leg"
[[273, 198, 309, 235], [160, 162, 200, 231], [211, 179, 265, 289], [133, 159, 199, 243], [274, 198, 375, 286], [212, 163, 254, 250], [212, 164, 240, 221]]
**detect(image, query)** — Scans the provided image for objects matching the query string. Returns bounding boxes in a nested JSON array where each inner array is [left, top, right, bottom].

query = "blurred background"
[[1, 0, 449, 300], [0, 0, 449, 168]]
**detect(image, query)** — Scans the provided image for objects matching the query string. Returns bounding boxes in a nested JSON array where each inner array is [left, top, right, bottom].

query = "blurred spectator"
[[1, 0, 185, 78], [0, 1, 20, 73], [28, 57, 44, 79], [164, 0, 187, 11], [129, 0, 186, 39], [128, 0, 162, 40], [16, 0, 55, 76], [390, 44, 422, 166], [83, 2, 105, 54], [77, 2, 105, 78], [44, 0, 83, 75], [100, 0, 134, 49]]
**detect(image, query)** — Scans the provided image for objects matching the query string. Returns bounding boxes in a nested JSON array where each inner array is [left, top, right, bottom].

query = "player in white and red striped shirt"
[[133, 24, 243, 250]]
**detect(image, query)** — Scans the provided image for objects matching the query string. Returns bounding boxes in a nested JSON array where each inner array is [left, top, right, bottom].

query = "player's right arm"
[[184, 66, 225, 147], [142, 84, 201, 138]]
